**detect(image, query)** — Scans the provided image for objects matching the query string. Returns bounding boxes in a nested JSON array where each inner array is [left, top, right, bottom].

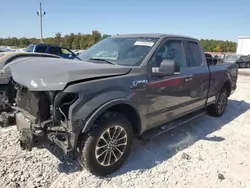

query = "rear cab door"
[[182, 39, 211, 110]]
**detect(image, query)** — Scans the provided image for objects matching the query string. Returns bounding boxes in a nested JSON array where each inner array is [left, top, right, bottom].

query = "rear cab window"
[[185, 41, 203, 67]]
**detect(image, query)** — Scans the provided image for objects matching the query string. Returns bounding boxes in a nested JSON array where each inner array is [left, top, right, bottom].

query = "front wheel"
[[79, 112, 134, 176], [207, 88, 228, 117]]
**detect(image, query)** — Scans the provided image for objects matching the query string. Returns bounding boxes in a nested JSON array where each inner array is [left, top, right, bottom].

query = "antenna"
[[37, 2, 46, 43]]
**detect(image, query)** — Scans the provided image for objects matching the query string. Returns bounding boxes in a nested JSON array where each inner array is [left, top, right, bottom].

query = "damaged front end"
[[14, 84, 82, 154]]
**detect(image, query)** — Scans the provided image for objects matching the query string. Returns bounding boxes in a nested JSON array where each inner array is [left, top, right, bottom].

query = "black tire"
[[207, 87, 228, 117], [79, 112, 134, 176]]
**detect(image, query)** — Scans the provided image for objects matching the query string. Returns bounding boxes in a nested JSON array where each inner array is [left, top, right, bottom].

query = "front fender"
[[82, 98, 139, 133], [68, 89, 133, 122]]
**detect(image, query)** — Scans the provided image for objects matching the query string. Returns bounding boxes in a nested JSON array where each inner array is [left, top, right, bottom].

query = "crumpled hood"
[[8, 57, 131, 91]]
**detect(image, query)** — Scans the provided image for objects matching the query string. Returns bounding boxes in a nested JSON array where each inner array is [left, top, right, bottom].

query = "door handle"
[[184, 77, 193, 82]]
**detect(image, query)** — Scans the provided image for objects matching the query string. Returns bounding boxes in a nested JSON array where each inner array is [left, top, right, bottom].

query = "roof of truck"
[[112, 33, 197, 40]]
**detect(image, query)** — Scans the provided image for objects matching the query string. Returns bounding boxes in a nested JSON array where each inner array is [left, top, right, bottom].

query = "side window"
[[61, 48, 72, 55], [152, 40, 186, 72], [35, 46, 47, 53], [49, 47, 62, 55], [185, 42, 202, 67]]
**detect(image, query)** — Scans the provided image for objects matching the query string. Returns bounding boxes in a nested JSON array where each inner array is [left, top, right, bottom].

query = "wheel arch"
[[82, 99, 142, 136], [222, 79, 232, 97]]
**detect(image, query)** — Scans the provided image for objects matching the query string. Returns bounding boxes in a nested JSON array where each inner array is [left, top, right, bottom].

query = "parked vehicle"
[[223, 54, 250, 68], [204, 53, 218, 65], [0, 52, 61, 112], [25, 43, 78, 59], [7, 34, 238, 176], [236, 36, 250, 55]]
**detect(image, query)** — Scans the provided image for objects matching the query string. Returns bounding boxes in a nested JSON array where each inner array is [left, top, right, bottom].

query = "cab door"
[[182, 40, 210, 111], [146, 39, 194, 128]]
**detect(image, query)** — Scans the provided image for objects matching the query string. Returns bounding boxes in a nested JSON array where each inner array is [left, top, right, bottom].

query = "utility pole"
[[37, 2, 46, 43]]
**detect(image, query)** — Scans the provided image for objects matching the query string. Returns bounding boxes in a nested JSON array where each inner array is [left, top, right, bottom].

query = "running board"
[[141, 110, 206, 141]]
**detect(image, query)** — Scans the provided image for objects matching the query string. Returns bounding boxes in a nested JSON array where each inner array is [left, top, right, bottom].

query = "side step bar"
[[141, 110, 206, 141]]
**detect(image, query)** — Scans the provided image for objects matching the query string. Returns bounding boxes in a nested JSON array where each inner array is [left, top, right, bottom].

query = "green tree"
[[55, 32, 62, 46], [0, 31, 237, 52], [92, 30, 101, 43], [19, 37, 30, 48]]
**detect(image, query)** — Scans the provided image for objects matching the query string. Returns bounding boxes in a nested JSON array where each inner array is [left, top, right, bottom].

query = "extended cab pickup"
[[7, 34, 238, 176]]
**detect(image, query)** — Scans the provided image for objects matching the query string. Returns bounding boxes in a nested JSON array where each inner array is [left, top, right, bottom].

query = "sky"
[[0, 0, 249, 41]]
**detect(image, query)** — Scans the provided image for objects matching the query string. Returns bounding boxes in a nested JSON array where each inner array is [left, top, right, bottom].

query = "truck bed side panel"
[[208, 63, 237, 98]]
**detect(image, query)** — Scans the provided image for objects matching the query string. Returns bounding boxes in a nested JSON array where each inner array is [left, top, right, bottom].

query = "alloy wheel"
[[217, 91, 227, 114], [95, 125, 128, 167]]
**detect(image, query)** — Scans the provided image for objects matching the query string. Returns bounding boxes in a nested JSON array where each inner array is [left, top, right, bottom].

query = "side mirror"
[[152, 60, 175, 76]]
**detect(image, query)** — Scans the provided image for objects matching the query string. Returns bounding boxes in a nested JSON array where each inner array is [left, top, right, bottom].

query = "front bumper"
[[15, 110, 82, 154]]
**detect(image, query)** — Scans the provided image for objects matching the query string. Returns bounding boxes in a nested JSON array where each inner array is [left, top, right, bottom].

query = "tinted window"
[[205, 53, 212, 58], [186, 42, 202, 67], [49, 47, 62, 55], [239, 56, 247, 60], [152, 40, 186, 72], [35, 45, 47, 53]]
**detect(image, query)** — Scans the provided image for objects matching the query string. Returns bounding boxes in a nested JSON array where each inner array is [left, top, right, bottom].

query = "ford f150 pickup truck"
[[6, 34, 238, 176]]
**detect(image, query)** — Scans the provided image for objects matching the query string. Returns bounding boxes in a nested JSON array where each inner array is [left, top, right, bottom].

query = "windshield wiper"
[[88, 58, 116, 65]]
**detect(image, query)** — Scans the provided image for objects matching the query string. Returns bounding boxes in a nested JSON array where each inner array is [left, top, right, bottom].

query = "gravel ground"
[[1, 72, 250, 188]]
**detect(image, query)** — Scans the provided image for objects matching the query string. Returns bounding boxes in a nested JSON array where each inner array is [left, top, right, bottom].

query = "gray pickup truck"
[[6, 34, 238, 176]]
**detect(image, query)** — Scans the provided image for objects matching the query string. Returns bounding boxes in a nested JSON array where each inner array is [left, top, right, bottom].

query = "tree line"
[[0, 30, 237, 52]]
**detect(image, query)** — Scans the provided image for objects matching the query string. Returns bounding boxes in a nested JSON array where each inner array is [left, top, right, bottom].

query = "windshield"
[[78, 37, 159, 66], [225, 55, 239, 60], [25, 44, 35, 52]]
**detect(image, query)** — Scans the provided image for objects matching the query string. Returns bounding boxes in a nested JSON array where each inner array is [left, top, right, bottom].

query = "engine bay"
[[2, 79, 81, 153]]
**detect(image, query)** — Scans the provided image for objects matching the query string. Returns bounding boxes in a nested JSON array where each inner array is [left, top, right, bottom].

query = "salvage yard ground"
[[1, 70, 250, 188]]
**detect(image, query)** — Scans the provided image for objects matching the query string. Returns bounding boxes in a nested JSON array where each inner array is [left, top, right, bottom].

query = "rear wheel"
[[79, 112, 134, 176], [207, 87, 228, 117]]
